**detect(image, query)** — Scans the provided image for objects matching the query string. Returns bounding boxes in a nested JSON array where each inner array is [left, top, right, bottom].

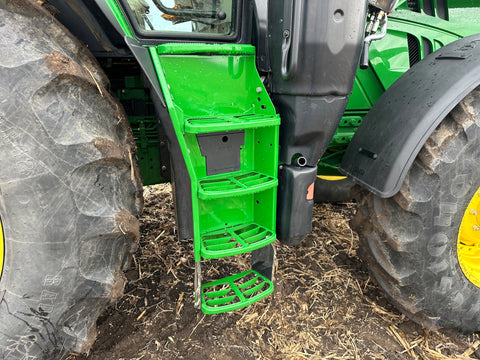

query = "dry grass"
[[77, 184, 480, 360]]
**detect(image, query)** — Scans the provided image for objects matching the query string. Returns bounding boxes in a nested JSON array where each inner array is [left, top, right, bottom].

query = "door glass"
[[125, 0, 235, 35]]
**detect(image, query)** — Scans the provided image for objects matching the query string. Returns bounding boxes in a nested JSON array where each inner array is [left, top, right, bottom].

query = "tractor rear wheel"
[[353, 87, 480, 331], [0, 2, 143, 358]]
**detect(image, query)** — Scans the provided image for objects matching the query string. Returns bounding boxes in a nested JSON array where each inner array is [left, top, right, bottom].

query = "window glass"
[[125, 0, 235, 35]]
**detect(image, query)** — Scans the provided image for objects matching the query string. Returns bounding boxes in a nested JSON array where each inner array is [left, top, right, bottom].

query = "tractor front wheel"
[[0, 2, 143, 358]]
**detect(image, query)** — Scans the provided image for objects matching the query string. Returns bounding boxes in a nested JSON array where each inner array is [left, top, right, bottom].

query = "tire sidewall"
[[371, 119, 480, 330], [420, 125, 480, 329]]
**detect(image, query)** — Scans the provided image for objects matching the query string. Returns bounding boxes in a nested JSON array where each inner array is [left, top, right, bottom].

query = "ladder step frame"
[[150, 44, 278, 314], [201, 270, 274, 314]]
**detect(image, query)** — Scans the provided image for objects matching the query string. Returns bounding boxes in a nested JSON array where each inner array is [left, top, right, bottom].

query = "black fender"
[[340, 34, 480, 198]]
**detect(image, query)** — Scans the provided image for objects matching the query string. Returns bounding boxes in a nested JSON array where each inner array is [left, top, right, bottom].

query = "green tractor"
[[0, 0, 479, 358]]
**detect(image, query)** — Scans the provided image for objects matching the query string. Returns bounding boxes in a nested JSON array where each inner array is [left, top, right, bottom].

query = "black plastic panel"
[[266, 0, 367, 166], [126, 39, 193, 239], [267, 0, 367, 246], [340, 34, 480, 198], [253, 0, 270, 72], [251, 244, 275, 280], [273, 94, 348, 166], [276, 165, 317, 245], [152, 93, 194, 240], [267, 0, 367, 96]]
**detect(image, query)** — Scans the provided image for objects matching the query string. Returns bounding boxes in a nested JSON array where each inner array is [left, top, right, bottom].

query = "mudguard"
[[340, 34, 480, 198]]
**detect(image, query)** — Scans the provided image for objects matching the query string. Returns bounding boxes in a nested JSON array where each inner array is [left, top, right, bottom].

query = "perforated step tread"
[[185, 114, 280, 133], [200, 223, 275, 259], [201, 270, 274, 314], [198, 171, 277, 199]]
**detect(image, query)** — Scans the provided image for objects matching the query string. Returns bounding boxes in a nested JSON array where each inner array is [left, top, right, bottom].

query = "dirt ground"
[[72, 184, 480, 360]]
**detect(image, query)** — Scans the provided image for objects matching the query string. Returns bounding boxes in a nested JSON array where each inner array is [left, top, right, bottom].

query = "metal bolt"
[[160, 141, 166, 147], [283, 29, 290, 38], [470, 209, 478, 216], [162, 165, 167, 171], [256, 87, 262, 93], [473, 225, 480, 231]]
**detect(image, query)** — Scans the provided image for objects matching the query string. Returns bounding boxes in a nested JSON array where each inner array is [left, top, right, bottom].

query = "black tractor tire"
[[353, 87, 480, 331], [0, 2, 143, 359], [314, 177, 354, 203]]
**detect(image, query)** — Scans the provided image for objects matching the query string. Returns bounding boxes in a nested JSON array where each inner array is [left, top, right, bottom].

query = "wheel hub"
[[457, 188, 480, 288]]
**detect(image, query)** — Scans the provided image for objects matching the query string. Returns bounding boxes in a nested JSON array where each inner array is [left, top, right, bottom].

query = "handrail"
[[151, 0, 227, 20]]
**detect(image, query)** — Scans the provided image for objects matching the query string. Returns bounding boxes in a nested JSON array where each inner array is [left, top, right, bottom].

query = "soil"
[[72, 184, 480, 360]]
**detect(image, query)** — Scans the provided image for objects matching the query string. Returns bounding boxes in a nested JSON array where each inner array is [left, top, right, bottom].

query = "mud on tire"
[[353, 87, 480, 331], [0, 1, 143, 358]]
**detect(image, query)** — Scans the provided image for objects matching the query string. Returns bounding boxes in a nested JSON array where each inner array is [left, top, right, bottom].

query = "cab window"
[[125, 0, 235, 36]]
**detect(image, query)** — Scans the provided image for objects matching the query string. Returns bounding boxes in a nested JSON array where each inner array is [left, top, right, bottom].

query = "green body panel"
[[105, 0, 134, 37], [157, 43, 255, 55], [318, 0, 480, 175]]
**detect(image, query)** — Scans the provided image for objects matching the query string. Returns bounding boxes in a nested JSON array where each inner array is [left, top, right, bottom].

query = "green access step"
[[201, 223, 275, 259], [185, 113, 280, 134], [201, 270, 274, 314], [198, 171, 277, 199]]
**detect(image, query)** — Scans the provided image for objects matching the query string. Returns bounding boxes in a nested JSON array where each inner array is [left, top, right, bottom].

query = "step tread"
[[201, 270, 274, 314], [198, 171, 277, 199], [200, 223, 275, 259], [185, 113, 280, 133]]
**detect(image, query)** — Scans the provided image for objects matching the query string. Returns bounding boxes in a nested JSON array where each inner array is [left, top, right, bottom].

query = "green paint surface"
[[319, 1, 480, 174]]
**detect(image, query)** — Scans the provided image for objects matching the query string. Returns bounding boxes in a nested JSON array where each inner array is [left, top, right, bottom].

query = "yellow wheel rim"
[[317, 175, 347, 181], [0, 218, 3, 280], [457, 188, 480, 288]]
